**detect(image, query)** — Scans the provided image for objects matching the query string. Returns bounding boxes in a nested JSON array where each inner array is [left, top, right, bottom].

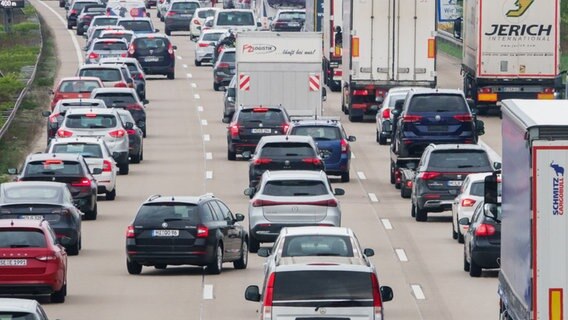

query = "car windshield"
[[171, 2, 199, 12], [293, 126, 341, 140], [197, 9, 216, 18], [118, 20, 153, 32], [78, 69, 122, 81], [263, 180, 327, 196], [259, 143, 316, 157], [93, 41, 128, 51], [58, 80, 101, 93], [65, 114, 117, 129], [3, 185, 62, 203], [239, 109, 284, 126], [24, 160, 83, 176], [94, 92, 137, 106], [427, 150, 492, 172], [470, 181, 485, 196], [134, 203, 201, 225], [407, 94, 469, 113], [93, 17, 119, 26], [278, 12, 305, 20], [216, 11, 254, 26], [202, 32, 223, 42], [52, 143, 103, 158], [282, 235, 354, 257], [0, 230, 47, 248], [0, 312, 38, 320], [273, 271, 373, 301]]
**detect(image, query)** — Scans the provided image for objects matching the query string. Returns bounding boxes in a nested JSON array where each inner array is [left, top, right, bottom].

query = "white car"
[[0, 298, 51, 319], [190, 7, 220, 40], [375, 87, 416, 145], [48, 137, 119, 200], [194, 29, 225, 66], [451, 172, 493, 243], [212, 9, 258, 32]]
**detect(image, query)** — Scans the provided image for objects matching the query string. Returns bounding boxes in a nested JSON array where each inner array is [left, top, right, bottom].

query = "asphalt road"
[[27, 1, 504, 318]]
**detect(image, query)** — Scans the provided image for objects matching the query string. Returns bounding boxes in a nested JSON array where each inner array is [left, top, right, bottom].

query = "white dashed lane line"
[[205, 152, 212, 160], [368, 193, 378, 202], [191, 83, 198, 88], [186, 73, 193, 78], [203, 134, 210, 142], [197, 106, 204, 112], [203, 284, 214, 300], [177, 55, 182, 60], [381, 219, 393, 230], [205, 171, 213, 179], [395, 249, 408, 262], [351, 152, 356, 159], [357, 171, 366, 180], [183, 64, 188, 68], [194, 94, 200, 99], [201, 119, 208, 126], [411, 285, 426, 300]]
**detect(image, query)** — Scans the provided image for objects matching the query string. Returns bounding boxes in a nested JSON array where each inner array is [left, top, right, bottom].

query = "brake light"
[[252, 199, 337, 207], [229, 123, 240, 138], [103, 160, 112, 172], [70, 9, 77, 14], [254, 158, 272, 165], [52, 208, 71, 216], [166, 11, 176, 16], [453, 114, 473, 122], [382, 108, 390, 119], [418, 171, 441, 180], [371, 273, 383, 318], [353, 89, 369, 96], [85, 113, 97, 117], [197, 225, 209, 238], [36, 254, 57, 261], [217, 62, 230, 69], [71, 178, 91, 187], [48, 113, 59, 123], [402, 115, 422, 122], [126, 129, 136, 135], [120, 52, 128, 57], [109, 129, 126, 138], [282, 123, 289, 133], [126, 225, 135, 238], [475, 223, 496, 237], [262, 273, 275, 320], [126, 103, 143, 110], [340, 139, 349, 153], [461, 198, 476, 207], [479, 88, 492, 93], [128, 44, 135, 55], [252, 108, 268, 112], [544, 88, 555, 94], [137, 73, 144, 80], [57, 129, 73, 138], [198, 42, 209, 47], [114, 82, 127, 88], [405, 180, 413, 188], [302, 158, 322, 165], [88, 52, 99, 60], [168, 43, 174, 56], [193, 19, 200, 25]]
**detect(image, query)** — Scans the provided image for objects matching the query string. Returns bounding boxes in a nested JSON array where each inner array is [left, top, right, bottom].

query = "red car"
[[50, 76, 104, 110], [0, 219, 68, 303]]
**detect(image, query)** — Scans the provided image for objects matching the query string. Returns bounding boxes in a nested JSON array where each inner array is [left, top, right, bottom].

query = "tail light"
[[52, 208, 71, 216], [402, 115, 422, 123], [418, 171, 441, 180], [126, 225, 135, 238], [36, 254, 57, 261], [340, 139, 349, 153], [461, 198, 476, 207], [254, 158, 272, 165], [253, 108, 268, 112], [166, 11, 176, 16], [453, 114, 473, 122], [197, 225, 209, 238], [229, 123, 240, 138], [262, 273, 275, 320], [353, 89, 369, 96], [252, 199, 337, 207], [103, 160, 112, 172], [52, 93, 63, 105], [168, 43, 174, 56], [126, 129, 136, 135], [126, 103, 143, 110], [48, 113, 59, 124], [114, 82, 127, 88], [302, 158, 322, 165], [371, 273, 383, 319], [543, 88, 555, 93], [282, 123, 290, 133], [217, 62, 230, 69], [137, 73, 144, 80], [198, 42, 209, 47], [70, 9, 77, 14], [475, 223, 496, 237], [193, 19, 200, 25], [71, 178, 91, 187], [382, 108, 390, 119], [479, 88, 492, 93], [120, 52, 128, 57], [405, 180, 413, 188], [109, 129, 126, 138], [159, 0, 164, 3], [128, 44, 135, 55], [88, 52, 99, 60], [57, 129, 73, 138]]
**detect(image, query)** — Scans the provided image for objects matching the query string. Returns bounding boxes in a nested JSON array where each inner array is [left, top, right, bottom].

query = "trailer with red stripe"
[[235, 32, 324, 117]]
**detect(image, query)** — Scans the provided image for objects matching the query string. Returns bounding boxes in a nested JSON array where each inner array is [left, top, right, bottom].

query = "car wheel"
[[469, 256, 482, 277], [140, 148, 144, 161], [67, 23, 72, 30], [119, 162, 129, 175], [341, 171, 350, 182], [379, 133, 388, 145], [395, 179, 401, 189], [67, 240, 80, 256], [415, 206, 428, 222], [195, 59, 202, 67], [160, 16, 164, 22], [51, 283, 66, 303], [458, 230, 465, 244], [452, 220, 458, 240], [167, 72, 175, 80], [154, 264, 167, 269], [105, 188, 116, 201], [131, 152, 141, 164], [165, 28, 171, 36], [376, 130, 380, 143], [227, 149, 236, 161], [207, 245, 223, 275], [248, 236, 260, 253], [390, 162, 396, 184], [84, 203, 97, 220], [157, 10, 161, 18], [233, 240, 248, 269], [142, 127, 147, 138], [213, 82, 220, 91], [401, 185, 411, 198], [127, 259, 142, 275], [411, 203, 416, 218], [463, 250, 470, 272], [59, 0, 64, 7], [77, 25, 84, 36]]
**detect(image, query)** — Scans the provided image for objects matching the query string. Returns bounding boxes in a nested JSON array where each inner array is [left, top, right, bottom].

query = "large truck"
[[461, 0, 563, 113], [235, 32, 324, 117], [341, 0, 436, 122], [321, 0, 341, 91], [498, 99, 568, 320]]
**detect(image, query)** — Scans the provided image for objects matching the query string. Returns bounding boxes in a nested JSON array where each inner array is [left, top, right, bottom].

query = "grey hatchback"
[[213, 48, 235, 91], [164, 0, 200, 35]]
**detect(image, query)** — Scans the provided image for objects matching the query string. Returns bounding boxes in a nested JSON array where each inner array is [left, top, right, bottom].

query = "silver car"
[[244, 170, 344, 252], [57, 108, 131, 174], [84, 25, 125, 50], [375, 87, 417, 145], [86, 38, 129, 64], [194, 29, 224, 66], [0, 299, 52, 320], [85, 16, 120, 39]]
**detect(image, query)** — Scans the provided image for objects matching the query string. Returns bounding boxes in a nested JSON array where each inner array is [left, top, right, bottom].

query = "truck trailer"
[[461, 0, 563, 113], [341, 0, 436, 122], [498, 99, 568, 320]]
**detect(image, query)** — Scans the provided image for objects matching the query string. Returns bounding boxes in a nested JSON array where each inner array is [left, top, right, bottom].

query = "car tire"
[[463, 250, 470, 272], [233, 240, 248, 269], [458, 231, 465, 244], [248, 236, 260, 253], [67, 241, 79, 256], [157, 10, 161, 18], [167, 72, 175, 80], [119, 162, 129, 175], [207, 245, 223, 275], [84, 203, 97, 220], [376, 130, 381, 143], [195, 59, 202, 67], [227, 149, 236, 161], [51, 283, 66, 303], [127, 259, 142, 275], [469, 257, 482, 277], [142, 127, 147, 138], [59, 0, 65, 7], [415, 206, 428, 222], [401, 185, 411, 198], [395, 179, 401, 189], [379, 133, 388, 145], [452, 220, 458, 240], [213, 82, 220, 91], [390, 162, 396, 184], [160, 16, 164, 22], [131, 152, 141, 164], [411, 203, 416, 218], [77, 25, 84, 36], [341, 171, 350, 182], [140, 149, 144, 161], [165, 28, 171, 36], [105, 188, 116, 201], [154, 264, 167, 269], [67, 23, 73, 30]]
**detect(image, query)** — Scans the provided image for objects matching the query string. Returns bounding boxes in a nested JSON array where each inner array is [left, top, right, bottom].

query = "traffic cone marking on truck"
[[308, 74, 320, 91], [239, 73, 250, 91]]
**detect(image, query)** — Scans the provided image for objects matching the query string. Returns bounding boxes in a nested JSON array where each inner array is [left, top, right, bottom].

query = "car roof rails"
[[146, 194, 162, 202], [200, 193, 215, 200]]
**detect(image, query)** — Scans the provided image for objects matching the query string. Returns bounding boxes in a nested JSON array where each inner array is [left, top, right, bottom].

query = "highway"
[[28, 1, 504, 318]]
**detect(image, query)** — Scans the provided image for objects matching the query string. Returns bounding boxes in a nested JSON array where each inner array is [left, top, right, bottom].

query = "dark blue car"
[[288, 118, 355, 182]]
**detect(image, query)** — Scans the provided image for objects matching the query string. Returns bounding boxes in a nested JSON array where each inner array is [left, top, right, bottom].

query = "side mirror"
[[222, 117, 230, 124], [7, 168, 17, 175], [363, 248, 374, 257], [334, 188, 345, 196], [476, 119, 485, 136], [458, 217, 470, 226], [244, 285, 261, 302], [234, 213, 245, 222], [380, 286, 394, 302], [242, 151, 252, 160], [257, 247, 271, 257], [92, 168, 103, 175], [172, 45, 177, 50], [142, 99, 149, 105], [493, 161, 502, 170], [347, 135, 356, 142], [244, 187, 256, 197], [124, 122, 134, 130], [42, 111, 51, 117]]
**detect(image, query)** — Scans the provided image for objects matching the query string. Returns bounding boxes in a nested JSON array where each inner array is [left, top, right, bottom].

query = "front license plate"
[[251, 128, 272, 134], [152, 230, 179, 237], [447, 180, 463, 187], [144, 56, 159, 62], [20, 215, 43, 220], [0, 259, 27, 266]]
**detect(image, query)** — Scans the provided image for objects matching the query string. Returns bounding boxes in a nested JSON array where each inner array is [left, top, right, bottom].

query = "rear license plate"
[[0, 259, 27, 266], [447, 180, 463, 187], [20, 215, 43, 220], [152, 230, 179, 237], [251, 128, 272, 134], [144, 56, 160, 62], [503, 87, 522, 92], [428, 125, 448, 132]]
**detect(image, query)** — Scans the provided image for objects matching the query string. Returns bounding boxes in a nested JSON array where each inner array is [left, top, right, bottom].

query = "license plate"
[[181, 14, 192, 16], [152, 230, 179, 237], [0, 259, 27, 266], [428, 125, 448, 132], [20, 215, 43, 220], [144, 56, 159, 62], [251, 128, 272, 134], [289, 22, 299, 27], [448, 180, 463, 187], [503, 87, 522, 92]]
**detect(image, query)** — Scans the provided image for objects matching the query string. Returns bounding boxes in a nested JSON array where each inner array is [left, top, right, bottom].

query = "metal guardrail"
[[0, 6, 43, 141], [437, 29, 463, 48]]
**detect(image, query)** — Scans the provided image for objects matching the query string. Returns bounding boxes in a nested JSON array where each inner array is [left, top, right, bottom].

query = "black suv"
[[392, 88, 484, 158], [247, 135, 325, 187], [128, 34, 177, 79], [125, 194, 248, 275], [76, 5, 106, 35], [66, 0, 101, 29], [411, 144, 499, 222], [13, 153, 99, 220], [225, 106, 291, 161]]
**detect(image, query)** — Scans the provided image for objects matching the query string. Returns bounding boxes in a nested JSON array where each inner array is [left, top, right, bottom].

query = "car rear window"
[[58, 80, 101, 93], [282, 235, 353, 257], [407, 94, 468, 113], [0, 312, 38, 320], [259, 143, 316, 157], [197, 9, 216, 18], [292, 126, 341, 140], [118, 111, 135, 124], [78, 68, 122, 81], [273, 271, 373, 301], [202, 32, 223, 42], [93, 17, 119, 26], [52, 143, 103, 158], [278, 12, 305, 20], [94, 92, 137, 106], [84, 6, 106, 13], [216, 11, 254, 26], [65, 114, 118, 129], [134, 203, 201, 225], [263, 180, 327, 196], [118, 20, 153, 32], [133, 37, 168, 51], [59, 102, 106, 113], [469, 181, 485, 196], [427, 150, 491, 172], [238, 109, 285, 125], [101, 33, 133, 43], [93, 41, 127, 50], [220, 51, 235, 62], [24, 160, 83, 176], [73, 2, 99, 11], [0, 229, 47, 248], [3, 185, 62, 203], [171, 2, 199, 12]]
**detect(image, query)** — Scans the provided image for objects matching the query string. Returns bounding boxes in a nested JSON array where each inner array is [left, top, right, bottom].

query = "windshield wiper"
[[457, 165, 475, 168], [163, 217, 185, 222]]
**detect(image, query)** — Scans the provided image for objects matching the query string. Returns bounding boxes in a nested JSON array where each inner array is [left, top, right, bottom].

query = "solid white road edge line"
[[351, 152, 355, 159], [205, 171, 213, 179], [368, 193, 378, 202], [203, 134, 210, 141], [202, 284, 214, 300], [201, 119, 208, 126], [381, 218, 393, 230], [205, 152, 212, 160], [357, 171, 366, 180], [395, 249, 408, 262], [411, 284, 426, 300]]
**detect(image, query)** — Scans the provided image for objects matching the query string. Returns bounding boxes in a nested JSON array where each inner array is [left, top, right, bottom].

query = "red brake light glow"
[[57, 129, 73, 138], [340, 139, 349, 153], [252, 108, 268, 112], [282, 123, 290, 133], [371, 273, 383, 318], [461, 198, 476, 207], [166, 11, 176, 16], [168, 43, 174, 56], [353, 89, 369, 96], [88, 52, 100, 60], [71, 178, 91, 187], [197, 225, 209, 238], [103, 160, 112, 172], [302, 158, 322, 165], [475, 223, 496, 237], [229, 123, 240, 138], [114, 82, 128, 88], [382, 108, 390, 119], [198, 42, 209, 47], [109, 129, 126, 138], [418, 171, 441, 180], [126, 225, 135, 238], [128, 44, 135, 55], [254, 158, 272, 165], [402, 115, 423, 122], [453, 114, 473, 122]]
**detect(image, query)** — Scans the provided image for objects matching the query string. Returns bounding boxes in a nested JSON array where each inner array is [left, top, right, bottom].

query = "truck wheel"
[[341, 171, 350, 182], [411, 203, 416, 218], [415, 206, 428, 222], [469, 258, 482, 277]]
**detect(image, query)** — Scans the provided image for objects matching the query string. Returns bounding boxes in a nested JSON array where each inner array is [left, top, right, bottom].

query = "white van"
[[212, 9, 258, 32]]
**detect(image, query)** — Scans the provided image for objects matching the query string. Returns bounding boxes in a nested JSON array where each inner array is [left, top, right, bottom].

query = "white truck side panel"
[[463, 0, 559, 78], [236, 32, 322, 63], [533, 140, 568, 320]]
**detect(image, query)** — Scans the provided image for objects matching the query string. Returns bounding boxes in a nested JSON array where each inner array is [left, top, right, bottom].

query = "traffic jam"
[[0, 0, 566, 319]]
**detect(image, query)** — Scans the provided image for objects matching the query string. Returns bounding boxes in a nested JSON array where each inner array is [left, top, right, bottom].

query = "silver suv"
[[244, 170, 344, 252], [57, 108, 131, 174]]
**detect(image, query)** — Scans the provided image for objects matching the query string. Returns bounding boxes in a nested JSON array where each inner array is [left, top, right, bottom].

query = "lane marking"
[[411, 285, 426, 300], [357, 171, 366, 180], [203, 284, 213, 300], [381, 219, 393, 230], [368, 193, 378, 202], [177, 55, 182, 60], [201, 119, 208, 126], [205, 171, 213, 179], [191, 83, 197, 88], [194, 94, 200, 99], [203, 134, 210, 141], [205, 152, 212, 160], [197, 106, 204, 112], [183, 64, 188, 68], [395, 249, 408, 262], [351, 152, 356, 159], [186, 73, 193, 78]]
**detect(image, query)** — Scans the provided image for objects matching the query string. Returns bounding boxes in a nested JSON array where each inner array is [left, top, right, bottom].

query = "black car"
[[247, 135, 325, 188], [66, 0, 101, 29], [76, 5, 106, 36], [128, 34, 177, 79], [225, 106, 291, 161], [223, 75, 236, 121], [125, 194, 248, 275], [0, 181, 83, 255], [270, 10, 305, 32], [13, 153, 99, 220], [462, 201, 501, 277], [410, 144, 498, 222]]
